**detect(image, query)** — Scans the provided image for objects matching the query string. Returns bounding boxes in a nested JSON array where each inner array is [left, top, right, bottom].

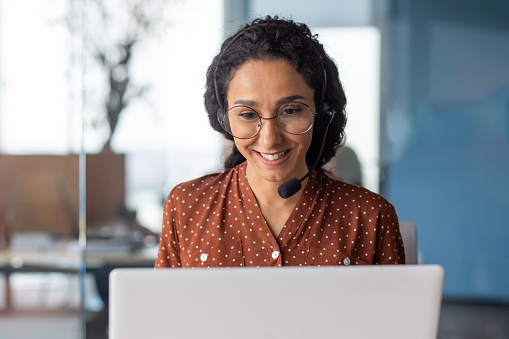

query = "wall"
[[382, 0, 509, 301], [0, 154, 125, 238]]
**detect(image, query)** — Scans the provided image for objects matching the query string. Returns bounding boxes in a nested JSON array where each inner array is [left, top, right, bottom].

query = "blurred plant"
[[86, 0, 170, 151]]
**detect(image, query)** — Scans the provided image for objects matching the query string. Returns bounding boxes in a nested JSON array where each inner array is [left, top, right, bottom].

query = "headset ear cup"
[[321, 104, 329, 127], [327, 107, 336, 124], [318, 104, 334, 128]]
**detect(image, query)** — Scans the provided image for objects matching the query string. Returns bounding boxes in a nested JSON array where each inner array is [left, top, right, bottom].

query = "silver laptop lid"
[[109, 265, 444, 339]]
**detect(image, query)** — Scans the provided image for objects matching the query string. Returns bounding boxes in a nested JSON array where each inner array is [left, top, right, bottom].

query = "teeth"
[[260, 151, 288, 161]]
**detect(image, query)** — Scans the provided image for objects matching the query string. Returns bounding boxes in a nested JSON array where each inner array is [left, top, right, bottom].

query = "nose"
[[257, 116, 283, 147]]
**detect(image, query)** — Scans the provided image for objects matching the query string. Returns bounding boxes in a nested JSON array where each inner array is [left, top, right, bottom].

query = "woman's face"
[[226, 59, 315, 185]]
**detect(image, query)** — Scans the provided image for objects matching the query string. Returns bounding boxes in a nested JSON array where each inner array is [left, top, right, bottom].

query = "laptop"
[[109, 265, 444, 339]]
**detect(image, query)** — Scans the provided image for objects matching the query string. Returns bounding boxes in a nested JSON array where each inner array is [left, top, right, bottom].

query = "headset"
[[212, 23, 336, 198]]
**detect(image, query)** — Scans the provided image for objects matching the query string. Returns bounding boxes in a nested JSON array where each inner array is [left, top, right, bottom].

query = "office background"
[[0, 0, 508, 338]]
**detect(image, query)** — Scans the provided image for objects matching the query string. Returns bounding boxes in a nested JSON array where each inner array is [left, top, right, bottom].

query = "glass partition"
[[0, 0, 84, 338]]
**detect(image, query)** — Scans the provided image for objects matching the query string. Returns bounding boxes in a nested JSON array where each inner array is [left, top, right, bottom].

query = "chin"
[[259, 166, 299, 184]]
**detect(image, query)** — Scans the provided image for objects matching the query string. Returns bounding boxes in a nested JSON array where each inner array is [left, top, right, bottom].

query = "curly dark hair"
[[204, 16, 347, 172]]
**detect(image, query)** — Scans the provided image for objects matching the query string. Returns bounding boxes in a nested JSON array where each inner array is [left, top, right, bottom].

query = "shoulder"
[[166, 165, 240, 202], [316, 171, 395, 212]]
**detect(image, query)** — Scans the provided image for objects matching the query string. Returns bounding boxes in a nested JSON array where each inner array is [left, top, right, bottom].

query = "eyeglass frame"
[[221, 101, 318, 139]]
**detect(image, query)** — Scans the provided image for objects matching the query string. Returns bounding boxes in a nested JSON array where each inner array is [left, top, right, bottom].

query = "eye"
[[228, 106, 259, 122], [281, 103, 304, 116], [238, 111, 258, 120], [283, 108, 300, 115]]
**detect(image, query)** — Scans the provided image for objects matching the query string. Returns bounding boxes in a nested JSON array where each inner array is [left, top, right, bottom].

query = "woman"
[[155, 16, 405, 268]]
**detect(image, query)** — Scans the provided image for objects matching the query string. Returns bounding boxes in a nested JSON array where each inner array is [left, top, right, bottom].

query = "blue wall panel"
[[384, 0, 509, 301]]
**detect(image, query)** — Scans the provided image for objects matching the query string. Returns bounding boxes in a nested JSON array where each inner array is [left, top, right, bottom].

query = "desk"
[[0, 245, 157, 310]]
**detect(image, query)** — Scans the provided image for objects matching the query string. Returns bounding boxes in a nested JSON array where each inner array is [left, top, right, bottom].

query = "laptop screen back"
[[109, 265, 444, 339]]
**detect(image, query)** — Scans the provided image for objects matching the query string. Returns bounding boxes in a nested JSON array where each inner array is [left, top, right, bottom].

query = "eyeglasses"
[[222, 102, 317, 139]]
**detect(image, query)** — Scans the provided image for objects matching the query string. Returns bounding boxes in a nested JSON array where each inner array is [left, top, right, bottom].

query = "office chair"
[[399, 221, 418, 264]]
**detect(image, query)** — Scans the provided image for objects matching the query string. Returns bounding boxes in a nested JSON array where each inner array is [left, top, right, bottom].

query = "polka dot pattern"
[[156, 162, 405, 268]]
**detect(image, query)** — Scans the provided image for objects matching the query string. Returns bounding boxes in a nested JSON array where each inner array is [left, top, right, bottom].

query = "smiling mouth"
[[259, 150, 289, 161]]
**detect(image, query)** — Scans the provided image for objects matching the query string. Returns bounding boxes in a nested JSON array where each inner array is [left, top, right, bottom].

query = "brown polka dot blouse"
[[156, 162, 405, 268]]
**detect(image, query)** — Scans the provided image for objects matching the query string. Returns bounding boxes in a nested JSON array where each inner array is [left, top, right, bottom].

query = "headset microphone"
[[278, 108, 335, 199]]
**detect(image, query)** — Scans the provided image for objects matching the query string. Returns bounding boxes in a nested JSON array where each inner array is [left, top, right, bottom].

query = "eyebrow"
[[232, 95, 307, 107], [277, 95, 307, 105]]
